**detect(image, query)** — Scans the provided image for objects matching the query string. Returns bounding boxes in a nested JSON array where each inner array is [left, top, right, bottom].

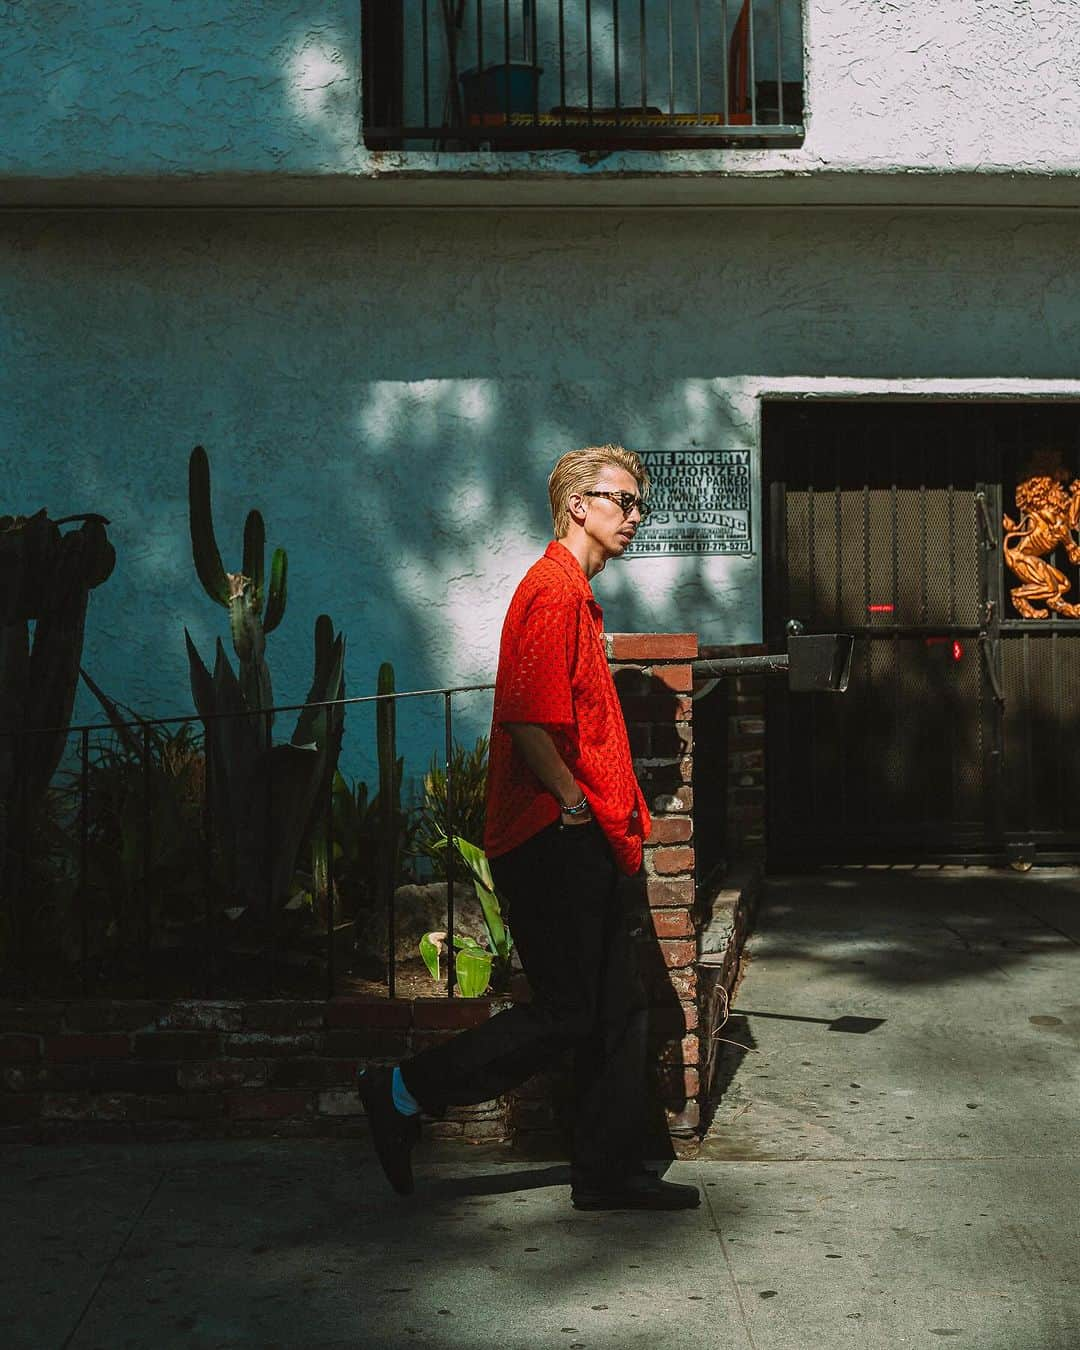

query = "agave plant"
[[184, 446, 345, 910]]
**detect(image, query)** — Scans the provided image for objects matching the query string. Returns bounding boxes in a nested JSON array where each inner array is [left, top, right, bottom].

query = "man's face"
[[575, 466, 644, 560]]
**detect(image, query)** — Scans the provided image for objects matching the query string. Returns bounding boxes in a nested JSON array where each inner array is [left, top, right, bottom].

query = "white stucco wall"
[[5, 206, 1080, 777], [3, 0, 1080, 200]]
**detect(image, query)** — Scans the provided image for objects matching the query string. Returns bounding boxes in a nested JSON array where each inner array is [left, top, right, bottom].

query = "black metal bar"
[[639, 0, 647, 110], [476, 0, 484, 78], [529, 0, 538, 122], [422, 1, 431, 129], [774, 0, 784, 122], [667, 0, 674, 115], [201, 717, 214, 998], [445, 691, 456, 998], [79, 728, 89, 997], [325, 759, 336, 1001], [694, 654, 790, 678], [747, 0, 757, 123], [586, 0, 594, 118], [17, 732, 29, 995], [558, 0, 567, 124], [834, 483, 842, 628], [694, 0, 702, 119], [264, 707, 274, 996], [29, 682, 495, 742], [1023, 632, 1033, 831], [613, 0, 621, 121], [503, 0, 512, 123], [720, 0, 730, 122], [142, 722, 152, 995]]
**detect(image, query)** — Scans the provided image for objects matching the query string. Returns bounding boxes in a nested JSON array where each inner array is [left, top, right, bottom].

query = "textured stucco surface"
[[2, 1, 1080, 200], [5, 206, 1080, 776]]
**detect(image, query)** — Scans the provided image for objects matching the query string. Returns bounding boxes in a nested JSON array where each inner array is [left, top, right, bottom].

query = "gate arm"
[[692, 634, 854, 697]]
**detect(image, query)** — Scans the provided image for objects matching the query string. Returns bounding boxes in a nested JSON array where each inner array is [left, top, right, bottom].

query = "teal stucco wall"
[[6, 206, 1080, 780]]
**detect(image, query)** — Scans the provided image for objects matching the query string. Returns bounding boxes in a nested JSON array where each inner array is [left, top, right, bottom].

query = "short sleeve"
[[499, 600, 576, 727]]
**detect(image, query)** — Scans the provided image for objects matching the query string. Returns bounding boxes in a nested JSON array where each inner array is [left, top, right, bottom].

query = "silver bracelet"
[[562, 795, 590, 816]]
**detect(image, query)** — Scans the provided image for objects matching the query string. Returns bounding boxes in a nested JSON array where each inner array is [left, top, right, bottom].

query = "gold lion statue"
[[1003, 472, 1080, 618]]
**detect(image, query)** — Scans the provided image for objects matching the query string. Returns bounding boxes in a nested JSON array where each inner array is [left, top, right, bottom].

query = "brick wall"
[[0, 997, 511, 1144]]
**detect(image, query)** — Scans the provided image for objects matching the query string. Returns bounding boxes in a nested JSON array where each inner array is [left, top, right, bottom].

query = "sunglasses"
[[583, 490, 650, 520]]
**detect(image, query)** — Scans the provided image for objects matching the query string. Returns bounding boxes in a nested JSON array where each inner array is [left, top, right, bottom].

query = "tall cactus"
[[188, 445, 287, 719], [0, 511, 115, 817], [184, 447, 345, 910]]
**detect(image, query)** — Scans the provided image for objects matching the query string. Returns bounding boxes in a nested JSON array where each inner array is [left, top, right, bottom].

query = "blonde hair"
[[548, 444, 650, 538]]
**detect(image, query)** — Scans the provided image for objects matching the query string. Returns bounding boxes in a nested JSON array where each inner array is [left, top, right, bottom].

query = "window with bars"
[[360, 1, 804, 152]]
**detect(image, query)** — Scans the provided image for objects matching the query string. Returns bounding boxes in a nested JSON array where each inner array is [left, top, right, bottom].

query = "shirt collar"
[[545, 540, 594, 599], [544, 540, 603, 619]]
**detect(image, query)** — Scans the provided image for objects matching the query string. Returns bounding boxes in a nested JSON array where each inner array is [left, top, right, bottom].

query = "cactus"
[[184, 447, 344, 910], [0, 511, 115, 817], [188, 446, 287, 720]]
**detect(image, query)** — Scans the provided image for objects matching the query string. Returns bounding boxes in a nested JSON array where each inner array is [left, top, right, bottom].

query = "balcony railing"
[[361, 0, 805, 151]]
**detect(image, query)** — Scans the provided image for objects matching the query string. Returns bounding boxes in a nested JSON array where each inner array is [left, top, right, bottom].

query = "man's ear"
[[567, 491, 587, 526]]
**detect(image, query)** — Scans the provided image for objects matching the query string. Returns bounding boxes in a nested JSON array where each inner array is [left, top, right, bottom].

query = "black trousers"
[[400, 819, 649, 1179]]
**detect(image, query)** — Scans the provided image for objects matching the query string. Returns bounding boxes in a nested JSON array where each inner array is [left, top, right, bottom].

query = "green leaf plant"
[[419, 833, 512, 998]]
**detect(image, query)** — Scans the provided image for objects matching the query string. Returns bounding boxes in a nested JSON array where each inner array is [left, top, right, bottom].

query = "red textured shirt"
[[483, 540, 650, 876]]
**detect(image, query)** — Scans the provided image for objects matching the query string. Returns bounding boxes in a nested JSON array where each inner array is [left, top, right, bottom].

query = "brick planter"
[[1, 633, 735, 1153]]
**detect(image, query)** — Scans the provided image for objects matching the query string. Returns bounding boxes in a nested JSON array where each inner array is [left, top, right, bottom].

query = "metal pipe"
[[79, 728, 89, 997]]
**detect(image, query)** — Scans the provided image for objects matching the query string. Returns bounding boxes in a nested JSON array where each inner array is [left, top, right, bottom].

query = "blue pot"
[[459, 62, 544, 119]]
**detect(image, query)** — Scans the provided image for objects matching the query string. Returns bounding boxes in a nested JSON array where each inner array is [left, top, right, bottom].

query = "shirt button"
[[631, 809, 639, 819]]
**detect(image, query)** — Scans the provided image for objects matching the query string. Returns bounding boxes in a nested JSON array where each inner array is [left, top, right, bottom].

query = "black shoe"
[[357, 1066, 420, 1196], [571, 1169, 701, 1211]]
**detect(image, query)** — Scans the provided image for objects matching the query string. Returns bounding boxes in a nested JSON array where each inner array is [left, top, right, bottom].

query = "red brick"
[[650, 908, 694, 939], [666, 1100, 700, 1135], [650, 1033, 700, 1067], [652, 846, 695, 877], [0, 1004, 64, 1034], [647, 877, 694, 908], [322, 1029, 408, 1060], [607, 633, 698, 661], [651, 664, 693, 693], [461, 1119, 511, 1142], [225, 1090, 310, 1121], [62, 1001, 165, 1033], [628, 725, 651, 756], [270, 1059, 354, 1091], [649, 785, 693, 814], [650, 1001, 699, 1035], [657, 967, 698, 1002], [650, 723, 693, 757], [326, 998, 412, 1029], [0, 1095, 39, 1124], [90, 1062, 179, 1094], [41, 1093, 139, 1121], [143, 1094, 226, 1121], [411, 999, 493, 1030], [659, 1066, 701, 1099], [132, 1032, 219, 1060], [658, 940, 697, 970], [408, 1030, 455, 1054], [0, 1035, 40, 1062], [46, 1035, 131, 1062], [618, 694, 694, 723], [176, 1059, 267, 1091], [243, 1001, 327, 1031], [158, 1001, 243, 1032], [222, 1032, 322, 1058], [648, 817, 693, 845]]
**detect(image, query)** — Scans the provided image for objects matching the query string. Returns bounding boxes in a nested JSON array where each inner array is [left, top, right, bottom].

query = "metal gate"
[[764, 400, 1080, 866]]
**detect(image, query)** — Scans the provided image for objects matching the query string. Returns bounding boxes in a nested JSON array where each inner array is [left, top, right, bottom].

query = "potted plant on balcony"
[[454, 0, 544, 127]]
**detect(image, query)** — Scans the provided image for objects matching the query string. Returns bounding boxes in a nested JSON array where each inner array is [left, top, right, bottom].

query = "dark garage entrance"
[[764, 400, 1080, 866]]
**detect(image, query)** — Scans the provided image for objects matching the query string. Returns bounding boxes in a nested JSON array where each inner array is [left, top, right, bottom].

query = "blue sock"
[[392, 1065, 421, 1117]]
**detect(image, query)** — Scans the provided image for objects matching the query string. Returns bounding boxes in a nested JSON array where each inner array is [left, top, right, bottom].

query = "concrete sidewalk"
[[3, 869, 1079, 1349]]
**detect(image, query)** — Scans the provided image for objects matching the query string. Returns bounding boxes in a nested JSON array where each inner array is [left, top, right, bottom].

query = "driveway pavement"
[[3, 868, 1078, 1349]]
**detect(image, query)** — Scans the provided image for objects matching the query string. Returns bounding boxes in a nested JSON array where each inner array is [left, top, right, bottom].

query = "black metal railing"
[[0, 683, 494, 1002], [361, 0, 804, 150]]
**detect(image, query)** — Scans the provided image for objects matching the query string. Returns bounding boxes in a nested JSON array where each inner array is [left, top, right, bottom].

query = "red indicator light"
[[867, 604, 894, 614], [952, 640, 964, 663]]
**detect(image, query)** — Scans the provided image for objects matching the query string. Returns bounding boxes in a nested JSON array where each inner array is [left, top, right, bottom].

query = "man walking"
[[358, 445, 699, 1212]]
